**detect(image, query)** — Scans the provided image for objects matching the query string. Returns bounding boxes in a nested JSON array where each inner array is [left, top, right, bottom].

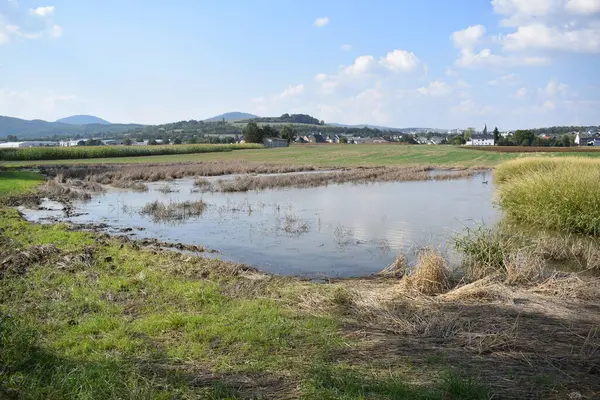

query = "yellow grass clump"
[[404, 249, 451, 295]]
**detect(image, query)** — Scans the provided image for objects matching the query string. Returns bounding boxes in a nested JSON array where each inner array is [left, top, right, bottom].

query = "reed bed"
[[0, 143, 261, 161], [139, 200, 207, 222], [200, 167, 483, 192], [495, 157, 600, 235], [40, 161, 317, 184]]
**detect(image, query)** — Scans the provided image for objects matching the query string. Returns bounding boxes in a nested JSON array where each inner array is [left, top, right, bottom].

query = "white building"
[[60, 140, 84, 147], [465, 135, 495, 146], [0, 141, 59, 148]]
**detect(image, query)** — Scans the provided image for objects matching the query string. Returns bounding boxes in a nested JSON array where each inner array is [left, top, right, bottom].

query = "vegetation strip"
[[0, 143, 261, 161]]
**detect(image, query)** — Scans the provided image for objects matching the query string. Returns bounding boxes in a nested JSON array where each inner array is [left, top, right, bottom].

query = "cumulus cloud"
[[451, 25, 486, 49], [1, 4, 63, 45], [314, 17, 329, 27], [314, 73, 328, 82], [566, 0, 600, 14], [343, 55, 376, 76], [502, 23, 600, 53], [491, 0, 600, 53], [341, 44, 352, 51], [278, 84, 305, 99], [379, 50, 420, 72], [30, 6, 55, 17], [417, 81, 451, 97]]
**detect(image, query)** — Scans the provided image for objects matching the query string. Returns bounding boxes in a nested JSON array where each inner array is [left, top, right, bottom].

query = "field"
[[2, 144, 599, 168], [470, 146, 600, 153], [0, 143, 261, 162]]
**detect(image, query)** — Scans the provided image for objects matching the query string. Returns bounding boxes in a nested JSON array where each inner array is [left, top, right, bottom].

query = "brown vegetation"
[[468, 146, 600, 153]]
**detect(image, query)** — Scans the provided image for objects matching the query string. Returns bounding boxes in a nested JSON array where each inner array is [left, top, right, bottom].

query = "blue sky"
[[1, 0, 599, 129]]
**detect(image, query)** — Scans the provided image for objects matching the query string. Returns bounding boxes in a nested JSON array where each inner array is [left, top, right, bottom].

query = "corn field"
[[0, 143, 262, 161]]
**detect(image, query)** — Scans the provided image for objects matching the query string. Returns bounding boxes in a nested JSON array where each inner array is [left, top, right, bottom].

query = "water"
[[20, 172, 500, 277]]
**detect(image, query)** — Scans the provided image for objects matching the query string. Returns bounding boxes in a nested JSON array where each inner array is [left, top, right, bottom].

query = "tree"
[[482, 124, 488, 136], [148, 138, 158, 145], [7, 135, 18, 142], [463, 128, 475, 141], [261, 125, 279, 139], [123, 138, 133, 146], [242, 122, 265, 143], [173, 137, 182, 144], [493, 127, 500, 144], [281, 124, 297, 143]]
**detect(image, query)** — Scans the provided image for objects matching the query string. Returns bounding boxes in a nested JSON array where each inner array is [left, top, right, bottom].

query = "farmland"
[[0, 143, 261, 162], [6, 144, 600, 168]]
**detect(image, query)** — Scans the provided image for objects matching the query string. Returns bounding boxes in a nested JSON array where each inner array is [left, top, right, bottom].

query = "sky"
[[0, 0, 599, 129]]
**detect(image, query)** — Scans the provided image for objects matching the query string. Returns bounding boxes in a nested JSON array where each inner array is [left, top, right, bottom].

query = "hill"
[[56, 115, 111, 125], [204, 112, 258, 122], [0, 115, 142, 140]]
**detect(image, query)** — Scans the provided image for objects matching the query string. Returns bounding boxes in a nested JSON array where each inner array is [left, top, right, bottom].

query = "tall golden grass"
[[495, 157, 600, 235]]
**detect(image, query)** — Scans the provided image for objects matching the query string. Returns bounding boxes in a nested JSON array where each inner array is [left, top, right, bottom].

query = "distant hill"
[[56, 115, 111, 125], [204, 112, 258, 122], [0, 115, 142, 139]]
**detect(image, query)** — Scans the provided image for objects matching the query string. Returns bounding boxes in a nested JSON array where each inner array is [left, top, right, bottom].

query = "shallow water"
[[21, 172, 500, 277]]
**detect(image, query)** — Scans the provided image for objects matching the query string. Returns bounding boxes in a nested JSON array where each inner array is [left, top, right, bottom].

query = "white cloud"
[[278, 84, 305, 99], [566, 0, 600, 14], [1, 5, 63, 45], [539, 79, 569, 96], [456, 47, 548, 68], [30, 6, 55, 17], [515, 87, 528, 99], [451, 25, 486, 49], [417, 81, 451, 97], [320, 80, 338, 94], [314, 73, 328, 82], [341, 44, 352, 51], [343, 55, 376, 76], [314, 17, 329, 27], [488, 73, 520, 85], [379, 49, 420, 72], [502, 23, 600, 53]]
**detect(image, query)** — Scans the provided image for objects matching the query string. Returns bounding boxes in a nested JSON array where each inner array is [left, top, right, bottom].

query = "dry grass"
[[378, 253, 407, 278], [403, 249, 451, 295], [204, 167, 484, 193], [139, 200, 207, 223], [41, 179, 92, 201]]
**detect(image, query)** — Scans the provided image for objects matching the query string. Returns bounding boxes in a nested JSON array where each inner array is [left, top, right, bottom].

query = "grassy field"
[[5, 144, 600, 168], [0, 171, 44, 200]]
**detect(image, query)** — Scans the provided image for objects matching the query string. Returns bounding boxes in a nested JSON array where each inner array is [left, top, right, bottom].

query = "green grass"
[[0, 171, 45, 199], [6, 144, 600, 168], [496, 157, 600, 235], [0, 143, 262, 162]]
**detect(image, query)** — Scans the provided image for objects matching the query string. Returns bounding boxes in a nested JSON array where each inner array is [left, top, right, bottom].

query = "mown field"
[[4, 144, 600, 168]]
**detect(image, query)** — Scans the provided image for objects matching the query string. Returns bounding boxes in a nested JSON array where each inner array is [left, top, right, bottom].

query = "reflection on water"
[[20, 172, 500, 277]]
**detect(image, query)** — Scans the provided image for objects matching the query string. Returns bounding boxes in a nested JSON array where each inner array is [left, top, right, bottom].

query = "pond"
[[20, 172, 500, 277]]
